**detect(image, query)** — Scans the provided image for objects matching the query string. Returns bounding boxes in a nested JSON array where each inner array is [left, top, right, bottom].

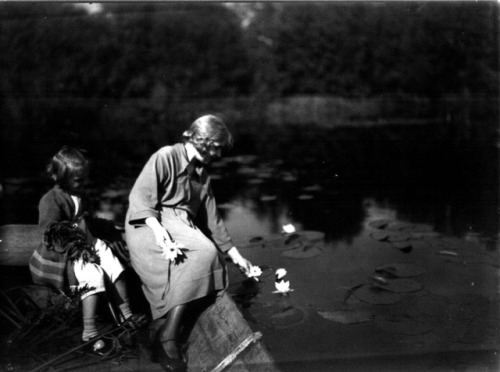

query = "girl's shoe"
[[83, 335, 118, 358], [122, 313, 148, 330]]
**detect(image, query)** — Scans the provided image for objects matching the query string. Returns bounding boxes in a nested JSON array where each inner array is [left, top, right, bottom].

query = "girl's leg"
[[94, 239, 134, 322], [113, 275, 133, 321], [74, 259, 107, 341], [81, 293, 100, 341]]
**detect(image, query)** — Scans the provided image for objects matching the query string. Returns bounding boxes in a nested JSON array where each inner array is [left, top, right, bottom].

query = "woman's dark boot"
[[153, 338, 186, 372], [152, 305, 187, 372]]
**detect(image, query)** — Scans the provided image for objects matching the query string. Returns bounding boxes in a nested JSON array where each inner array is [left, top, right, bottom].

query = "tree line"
[[0, 2, 497, 175]]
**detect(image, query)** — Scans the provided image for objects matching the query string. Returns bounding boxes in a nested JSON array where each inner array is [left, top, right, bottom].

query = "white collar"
[[185, 142, 201, 162]]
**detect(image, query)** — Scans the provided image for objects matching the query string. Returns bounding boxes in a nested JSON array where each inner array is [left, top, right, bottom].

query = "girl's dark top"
[[38, 185, 91, 228], [30, 185, 89, 291]]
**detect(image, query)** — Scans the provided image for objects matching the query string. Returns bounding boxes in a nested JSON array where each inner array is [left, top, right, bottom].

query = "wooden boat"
[[0, 224, 279, 372]]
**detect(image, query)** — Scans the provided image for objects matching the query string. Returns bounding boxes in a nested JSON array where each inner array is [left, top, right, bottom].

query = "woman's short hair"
[[182, 114, 233, 148], [46, 146, 89, 188]]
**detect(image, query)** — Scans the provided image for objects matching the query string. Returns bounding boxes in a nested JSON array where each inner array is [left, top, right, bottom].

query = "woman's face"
[[191, 136, 223, 164]]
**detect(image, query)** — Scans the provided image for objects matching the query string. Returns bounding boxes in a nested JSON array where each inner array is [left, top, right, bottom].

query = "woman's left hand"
[[227, 247, 253, 275]]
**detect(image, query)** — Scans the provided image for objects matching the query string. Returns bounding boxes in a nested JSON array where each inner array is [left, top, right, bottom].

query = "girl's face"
[[66, 168, 89, 194]]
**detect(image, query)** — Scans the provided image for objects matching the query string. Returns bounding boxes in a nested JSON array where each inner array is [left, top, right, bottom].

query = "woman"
[[125, 114, 256, 371]]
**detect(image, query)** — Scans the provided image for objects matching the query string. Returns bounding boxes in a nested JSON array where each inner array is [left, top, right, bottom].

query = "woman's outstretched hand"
[[227, 247, 261, 280]]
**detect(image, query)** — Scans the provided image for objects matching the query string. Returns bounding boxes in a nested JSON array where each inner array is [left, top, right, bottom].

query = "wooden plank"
[[187, 292, 278, 372], [0, 224, 42, 266]]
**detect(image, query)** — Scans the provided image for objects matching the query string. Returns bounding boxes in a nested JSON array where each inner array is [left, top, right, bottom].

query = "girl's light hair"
[[46, 146, 89, 189], [182, 114, 233, 148]]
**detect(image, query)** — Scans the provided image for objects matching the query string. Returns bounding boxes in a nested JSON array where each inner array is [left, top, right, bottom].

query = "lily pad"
[[317, 309, 373, 324], [376, 318, 435, 335], [297, 194, 314, 200], [353, 285, 402, 305], [431, 240, 456, 250], [372, 278, 424, 293], [387, 222, 413, 231], [392, 241, 412, 250], [260, 195, 277, 202], [282, 245, 322, 259], [375, 263, 426, 277], [370, 231, 391, 241], [408, 224, 434, 233], [368, 219, 393, 229], [284, 233, 301, 245], [249, 236, 264, 243], [411, 231, 441, 239], [301, 230, 326, 243], [270, 306, 306, 328], [388, 233, 411, 242]]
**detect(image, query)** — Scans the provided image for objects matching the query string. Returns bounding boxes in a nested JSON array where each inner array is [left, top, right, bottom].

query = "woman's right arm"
[[145, 216, 174, 250], [128, 151, 169, 225]]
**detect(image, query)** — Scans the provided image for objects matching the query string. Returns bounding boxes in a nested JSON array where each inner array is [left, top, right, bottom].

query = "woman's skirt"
[[125, 208, 227, 319]]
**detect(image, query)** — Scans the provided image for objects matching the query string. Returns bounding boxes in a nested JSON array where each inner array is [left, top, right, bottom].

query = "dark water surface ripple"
[[0, 123, 498, 243]]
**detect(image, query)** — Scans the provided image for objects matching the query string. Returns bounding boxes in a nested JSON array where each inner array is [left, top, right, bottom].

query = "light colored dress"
[[125, 143, 233, 320]]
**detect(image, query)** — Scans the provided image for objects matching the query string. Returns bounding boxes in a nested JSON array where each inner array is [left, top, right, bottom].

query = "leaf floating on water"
[[300, 230, 326, 243], [387, 222, 413, 231], [281, 245, 322, 259], [438, 250, 458, 257], [317, 309, 373, 324], [248, 178, 264, 185], [375, 263, 426, 277], [431, 240, 455, 250], [270, 307, 305, 328], [372, 278, 424, 293], [302, 184, 323, 192], [249, 236, 264, 243], [353, 285, 402, 305], [368, 219, 393, 229], [297, 194, 314, 200], [388, 233, 411, 242], [408, 224, 434, 233], [260, 195, 277, 202], [376, 318, 435, 335], [284, 233, 300, 245], [370, 231, 390, 241], [411, 231, 441, 239], [392, 241, 412, 250]]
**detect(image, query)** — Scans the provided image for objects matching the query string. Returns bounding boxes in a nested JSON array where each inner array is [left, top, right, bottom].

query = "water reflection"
[[0, 123, 497, 243]]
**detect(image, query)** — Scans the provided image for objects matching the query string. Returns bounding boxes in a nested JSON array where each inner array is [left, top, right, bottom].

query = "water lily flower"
[[161, 240, 186, 262], [273, 268, 293, 295], [282, 224, 296, 234], [275, 268, 287, 281], [273, 280, 293, 295], [247, 266, 263, 281]]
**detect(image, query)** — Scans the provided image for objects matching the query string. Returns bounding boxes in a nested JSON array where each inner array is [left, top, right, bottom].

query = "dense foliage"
[[0, 2, 497, 175], [244, 2, 498, 97]]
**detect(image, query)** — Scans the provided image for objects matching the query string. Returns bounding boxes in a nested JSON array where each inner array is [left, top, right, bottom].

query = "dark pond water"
[[0, 123, 498, 242]]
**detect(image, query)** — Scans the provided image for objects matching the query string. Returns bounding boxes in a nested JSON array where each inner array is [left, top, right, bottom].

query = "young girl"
[[29, 146, 139, 347]]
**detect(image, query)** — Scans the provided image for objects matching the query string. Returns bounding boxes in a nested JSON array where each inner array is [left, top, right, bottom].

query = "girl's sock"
[[118, 301, 133, 321], [82, 316, 98, 341]]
